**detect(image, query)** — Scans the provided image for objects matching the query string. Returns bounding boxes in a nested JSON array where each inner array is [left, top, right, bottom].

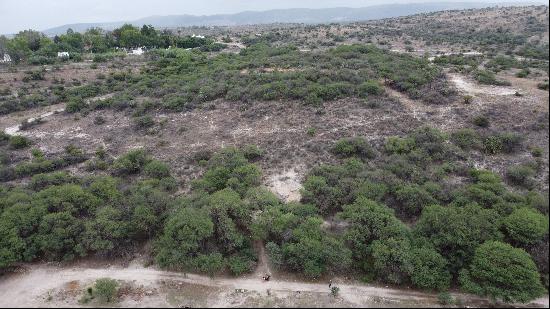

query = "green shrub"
[[29, 172, 74, 191], [414, 204, 503, 273], [530, 147, 543, 158], [515, 69, 530, 78], [359, 80, 384, 96], [227, 254, 256, 276], [193, 253, 225, 278], [385, 137, 415, 154], [93, 116, 106, 125], [66, 98, 86, 113], [483, 133, 522, 154], [332, 137, 376, 160], [143, 160, 171, 179], [93, 278, 118, 303], [451, 129, 481, 150], [506, 165, 535, 187], [409, 246, 451, 291], [499, 133, 522, 153], [459, 241, 545, 303], [395, 184, 437, 217], [438, 292, 454, 305], [266, 242, 284, 270], [503, 208, 549, 247], [0, 132, 10, 145], [112, 149, 151, 175], [9, 135, 31, 149], [242, 144, 264, 161], [370, 238, 412, 285], [474, 70, 510, 86], [134, 115, 155, 130], [472, 115, 490, 128]]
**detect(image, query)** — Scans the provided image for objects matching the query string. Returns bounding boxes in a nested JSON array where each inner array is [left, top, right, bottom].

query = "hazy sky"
[[0, 0, 544, 34]]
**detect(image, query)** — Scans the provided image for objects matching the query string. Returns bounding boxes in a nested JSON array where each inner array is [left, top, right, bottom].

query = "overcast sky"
[[0, 0, 544, 34]]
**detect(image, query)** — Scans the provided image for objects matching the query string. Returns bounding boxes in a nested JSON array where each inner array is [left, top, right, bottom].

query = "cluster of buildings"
[[0, 53, 12, 64]]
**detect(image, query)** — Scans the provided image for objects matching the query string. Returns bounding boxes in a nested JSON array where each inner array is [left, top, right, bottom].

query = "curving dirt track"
[[0, 262, 547, 308]]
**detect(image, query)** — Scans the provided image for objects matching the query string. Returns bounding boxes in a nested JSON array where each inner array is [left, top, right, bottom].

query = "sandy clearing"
[[449, 74, 517, 96], [266, 168, 303, 203]]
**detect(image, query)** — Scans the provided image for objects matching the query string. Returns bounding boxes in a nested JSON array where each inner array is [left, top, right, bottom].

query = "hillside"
[[43, 2, 539, 35], [0, 4, 548, 309]]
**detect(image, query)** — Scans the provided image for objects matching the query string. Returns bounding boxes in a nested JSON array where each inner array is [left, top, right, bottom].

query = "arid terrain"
[[0, 4, 548, 308]]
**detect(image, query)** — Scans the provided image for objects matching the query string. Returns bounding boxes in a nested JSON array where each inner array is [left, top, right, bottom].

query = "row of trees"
[[0, 24, 217, 64]]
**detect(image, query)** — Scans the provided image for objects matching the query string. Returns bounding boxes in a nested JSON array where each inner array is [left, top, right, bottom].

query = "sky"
[[0, 0, 545, 34]]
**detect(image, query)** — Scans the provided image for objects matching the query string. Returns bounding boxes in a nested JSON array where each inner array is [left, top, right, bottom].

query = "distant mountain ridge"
[[41, 2, 543, 35]]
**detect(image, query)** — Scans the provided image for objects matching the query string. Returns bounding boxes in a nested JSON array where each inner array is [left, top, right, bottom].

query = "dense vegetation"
[[0, 42, 456, 117], [0, 125, 547, 303], [0, 5, 548, 305], [0, 25, 223, 65]]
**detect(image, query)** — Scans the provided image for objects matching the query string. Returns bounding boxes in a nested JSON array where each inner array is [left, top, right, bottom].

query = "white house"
[[191, 34, 206, 39], [0, 54, 11, 63], [57, 52, 70, 59], [129, 47, 145, 56]]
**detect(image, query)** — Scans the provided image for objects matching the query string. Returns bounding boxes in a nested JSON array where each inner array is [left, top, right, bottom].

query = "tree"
[[207, 188, 247, 253], [503, 208, 549, 247], [155, 207, 214, 270], [339, 197, 409, 268], [301, 175, 343, 215], [414, 204, 502, 274], [394, 184, 437, 217], [33, 184, 100, 217], [193, 253, 225, 278], [36, 211, 85, 261], [282, 217, 352, 278], [459, 241, 545, 303], [0, 202, 46, 268], [112, 149, 151, 175], [83, 207, 129, 254], [369, 238, 412, 285], [409, 246, 451, 291]]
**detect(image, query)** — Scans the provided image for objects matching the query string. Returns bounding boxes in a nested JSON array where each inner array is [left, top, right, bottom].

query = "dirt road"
[[0, 262, 547, 308]]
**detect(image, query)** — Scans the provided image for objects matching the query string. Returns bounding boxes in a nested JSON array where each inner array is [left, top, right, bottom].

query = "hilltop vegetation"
[[0, 24, 223, 65]]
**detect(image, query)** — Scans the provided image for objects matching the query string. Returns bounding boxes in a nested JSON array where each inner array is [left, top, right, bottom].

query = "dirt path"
[[449, 73, 517, 96], [253, 240, 271, 277], [0, 263, 547, 308]]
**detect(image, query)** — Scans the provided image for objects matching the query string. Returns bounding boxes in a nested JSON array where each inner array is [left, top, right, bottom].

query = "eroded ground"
[[2, 67, 548, 193]]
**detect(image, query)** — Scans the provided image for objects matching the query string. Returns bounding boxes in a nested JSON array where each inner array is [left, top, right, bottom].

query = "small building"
[[129, 47, 145, 56], [0, 54, 11, 63], [191, 34, 205, 39], [57, 52, 70, 59]]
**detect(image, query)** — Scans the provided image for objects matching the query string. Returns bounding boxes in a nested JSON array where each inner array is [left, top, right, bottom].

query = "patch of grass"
[[472, 115, 490, 128], [9, 135, 31, 149]]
